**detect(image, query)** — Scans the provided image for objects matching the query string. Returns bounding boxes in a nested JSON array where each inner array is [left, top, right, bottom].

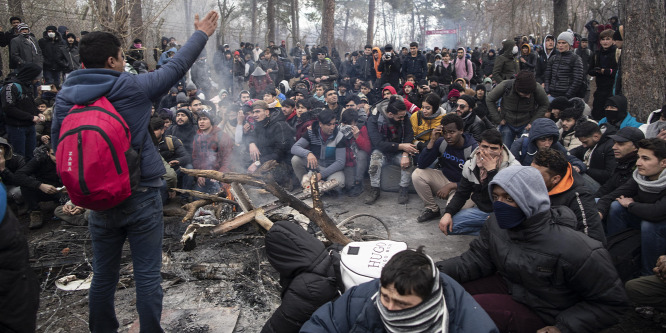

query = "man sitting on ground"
[[439, 129, 520, 235], [301, 249, 498, 333], [438, 166, 627, 333], [412, 114, 478, 222], [192, 110, 234, 194], [530, 148, 606, 244], [598, 138, 666, 276], [570, 121, 617, 193], [595, 127, 644, 198]]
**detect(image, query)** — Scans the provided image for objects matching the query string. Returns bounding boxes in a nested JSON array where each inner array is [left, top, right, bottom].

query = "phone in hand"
[[41, 85, 51, 91]]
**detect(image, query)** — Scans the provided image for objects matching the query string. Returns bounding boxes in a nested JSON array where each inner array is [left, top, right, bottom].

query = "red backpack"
[[56, 97, 141, 210]]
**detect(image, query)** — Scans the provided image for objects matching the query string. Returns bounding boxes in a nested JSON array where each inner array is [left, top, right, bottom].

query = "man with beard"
[[456, 95, 486, 142], [192, 110, 234, 194], [530, 148, 606, 245], [153, 116, 191, 189], [166, 108, 197, 156], [595, 127, 644, 198], [412, 114, 478, 222], [570, 121, 617, 192], [246, 101, 295, 185]]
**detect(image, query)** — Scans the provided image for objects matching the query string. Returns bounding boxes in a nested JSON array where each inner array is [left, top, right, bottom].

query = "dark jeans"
[[6, 124, 36, 161], [88, 187, 164, 333], [498, 123, 527, 149], [462, 274, 546, 333], [43, 69, 62, 88], [21, 185, 62, 211]]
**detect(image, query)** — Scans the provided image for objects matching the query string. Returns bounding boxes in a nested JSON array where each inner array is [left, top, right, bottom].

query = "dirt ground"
[[23, 184, 665, 332]]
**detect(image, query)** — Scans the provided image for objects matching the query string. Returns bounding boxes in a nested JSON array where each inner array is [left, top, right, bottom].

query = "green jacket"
[[491, 39, 519, 83], [486, 79, 549, 126]]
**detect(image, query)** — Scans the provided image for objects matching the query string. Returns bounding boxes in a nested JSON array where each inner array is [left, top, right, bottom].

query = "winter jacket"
[[377, 53, 401, 88], [598, 96, 643, 130], [291, 121, 346, 179], [14, 150, 62, 189], [444, 145, 519, 216], [548, 164, 606, 245], [597, 171, 666, 222], [157, 134, 191, 168], [509, 118, 586, 171], [261, 221, 341, 333], [402, 51, 428, 81], [585, 20, 599, 44], [249, 70, 274, 99], [1, 79, 40, 127], [417, 133, 478, 183], [247, 110, 295, 164], [481, 51, 496, 76], [428, 61, 454, 85], [588, 45, 618, 89], [310, 58, 338, 88], [486, 79, 549, 126], [0, 153, 27, 187], [518, 48, 537, 72], [54, 30, 210, 188], [410, 107, 444, 145], [437, 207, 627, 333], [574, 47, 591, 77], [536, 44, 557, 84], [461, 111, 487, 143], [354, 54, 376, 81], [544, 50, 584, 98], [38, 31, 68, 71], [63, 42, 80, 72], [595, 152, 638, 198], [165, 112, 197, 155], [559, 127, 583, 151], [570, 130, 617, 184], [491, 40, 518, 82], [9, 33, 43, 69], [301, 274, 498, 333], [157, 47, 177, 67], [192, 126, 234, 173], [366, 99, 414, 154]]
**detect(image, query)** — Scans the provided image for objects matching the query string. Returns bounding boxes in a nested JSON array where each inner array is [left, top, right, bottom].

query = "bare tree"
[[251, 0, 258, 44], [8, 0, 24, 17], [321, 0, 335, 50], [290, 0, 300, 45], [367, 0, 375, 45], [620, 0, 666, 121], [129, 0, 144, 43], [553, 0, 568, 34], [266, 0, 276, 44]]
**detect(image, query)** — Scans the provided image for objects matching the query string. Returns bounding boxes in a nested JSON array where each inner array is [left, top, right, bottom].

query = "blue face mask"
[[493, 201, 526, 229]]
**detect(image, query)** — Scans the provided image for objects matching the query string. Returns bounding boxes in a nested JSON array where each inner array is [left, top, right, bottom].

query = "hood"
[[501, 39, 515, 55], [265, 221, 329, 289], [0, 137, 14, 160], [279, 80, 291, 94], [57, 26, 68, 37], [16, 63, 44, 84], [605, 95, 628, 123], [528, 118, 560, 144], [489, 166, 551, 218], [647, 108, 663, 124], [166, 47, 177, 54], [487, 49, 496, 59], [251, 66, 266, 76], [382, 86, 397, 95], [161, 36, 169, 45], [59, 69, 119, 104], [43, 29, 61, 41], [521, 43, 532, 55], [419, 106, 443, 120]]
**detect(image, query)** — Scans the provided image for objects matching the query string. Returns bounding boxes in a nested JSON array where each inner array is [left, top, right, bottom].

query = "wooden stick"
[[171, 188, 239, 207], [181, 199, 212, 223]]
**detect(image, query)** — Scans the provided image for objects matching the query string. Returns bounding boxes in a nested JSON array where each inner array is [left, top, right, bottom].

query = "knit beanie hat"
[[200, 110, 219, 125], [447, 89, 460, 100], [557, 31, 574, 46], [176, 92, 188, 104], [514, 71, 536, 94], [549, 96, 571, 111], [403, 81, 415, 90], [186, 82, 197, 91], [458, 94, 476, 110]]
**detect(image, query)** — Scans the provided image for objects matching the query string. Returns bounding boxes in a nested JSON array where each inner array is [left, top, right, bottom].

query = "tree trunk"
[[343, 8, 350, 44], [266, 0, 276, 45], [129, 0, 144, 44], [410, 7, 415, 42], [621, 0, 666, 121], [183, 0, 192, 37], [367, 0, 375, 45], [381, 0, 388, 45], [8, 0, 24, 18], [94, 0, 113, 31], [321, 0, 336, 51], [291, 0, 300, 45], [251, 0, 258, 44], [114, 0, 128, 44], [553, 0, 568, 36]]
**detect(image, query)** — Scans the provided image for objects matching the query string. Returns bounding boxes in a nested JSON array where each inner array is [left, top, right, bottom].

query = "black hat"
[[384, 44, 393, 51], [609, 127, 645, 145]]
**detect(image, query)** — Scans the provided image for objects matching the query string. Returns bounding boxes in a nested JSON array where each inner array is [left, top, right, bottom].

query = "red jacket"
[[192, 126, 234, 173]]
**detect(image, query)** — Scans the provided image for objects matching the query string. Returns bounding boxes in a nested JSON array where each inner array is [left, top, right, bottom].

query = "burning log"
[[179, 168, 351, 246]]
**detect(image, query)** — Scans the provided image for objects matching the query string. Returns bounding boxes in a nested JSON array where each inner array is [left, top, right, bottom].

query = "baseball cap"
[[609, 127, 645, 145]]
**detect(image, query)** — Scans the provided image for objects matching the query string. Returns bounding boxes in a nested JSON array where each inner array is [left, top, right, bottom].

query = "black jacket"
[[261, 221, 340, 333], [366, 99, 414, 154], [377, 53, 401, 88], [157, 134, 191, 168], [570, 131, 617, 184], [165, 114, 197, 155], [247, 110, 295, 164], [401, 51, 428, 81], [9, 34, 43, 69], [597, 175, 666, 223], [438, 207, 628, 333], [549, 168, 606, 245], [428, 62, 454, 85], [544, 50, 584, 98], [14, 150, 62, 189], [353, 54, 376, 82], [38, 31, 68, 71], [0, 153, 27, 186], [595, 152, 638, 198], [1, 79, 39, 127], [461, 112, 487, 142], [588, 45, 618, 89]]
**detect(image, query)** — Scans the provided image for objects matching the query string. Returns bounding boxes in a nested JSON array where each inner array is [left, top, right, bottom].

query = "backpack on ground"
[[56, 97, 141, 211], [606, 228, 641, 282]]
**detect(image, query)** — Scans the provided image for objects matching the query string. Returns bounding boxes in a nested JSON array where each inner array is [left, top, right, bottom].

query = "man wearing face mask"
[[437, 166, 628, 333], [302, 249, 499, 333], [9, 23, 43, 70], [598, 95, 643, 130], [38, 26, 68, 88]]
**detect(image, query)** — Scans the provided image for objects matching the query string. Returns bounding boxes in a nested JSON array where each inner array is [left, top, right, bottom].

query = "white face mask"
[[512, 45, 519, 55], [47, 32, 56, 38]]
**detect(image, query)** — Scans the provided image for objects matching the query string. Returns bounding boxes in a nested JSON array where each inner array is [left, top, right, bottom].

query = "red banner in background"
[[425, 29, 457, 35]]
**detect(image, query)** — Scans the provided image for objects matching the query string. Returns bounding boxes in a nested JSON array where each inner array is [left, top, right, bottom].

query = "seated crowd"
[[3, 13, 666, 333]]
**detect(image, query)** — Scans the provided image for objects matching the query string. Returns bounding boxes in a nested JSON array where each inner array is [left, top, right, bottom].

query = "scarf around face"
[[374, 257, 448, 333], [633, 168, 666, 193]]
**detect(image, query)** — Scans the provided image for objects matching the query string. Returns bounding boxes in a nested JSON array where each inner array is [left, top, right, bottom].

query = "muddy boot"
[[364, 186, 380, 205], [29, 211, 43, 229], [398, 186, 409, 204]]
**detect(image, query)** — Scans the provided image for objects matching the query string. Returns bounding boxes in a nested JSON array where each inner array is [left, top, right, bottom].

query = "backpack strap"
[[165, 136, 175, 153]]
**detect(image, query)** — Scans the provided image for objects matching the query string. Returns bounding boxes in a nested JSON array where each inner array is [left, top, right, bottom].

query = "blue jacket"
[[402, 51, 428, 81], [53, 30, 209, 187], [598, 113, 643, 130], [300, 274, 498, 333], [509, 118, 586, 172]]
